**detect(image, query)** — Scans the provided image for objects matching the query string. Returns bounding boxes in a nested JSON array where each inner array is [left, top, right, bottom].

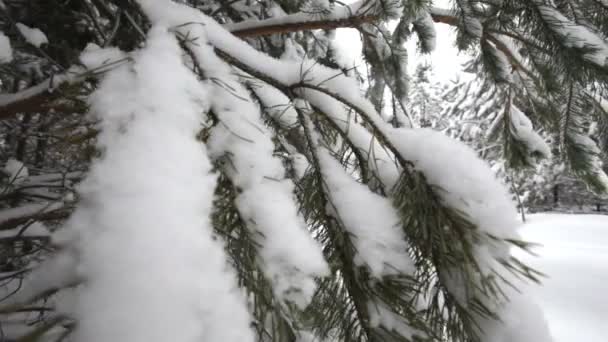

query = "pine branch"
[[294, 110, 376, 342], [230, 14, 379, 38], [429, 7, 458, 26]]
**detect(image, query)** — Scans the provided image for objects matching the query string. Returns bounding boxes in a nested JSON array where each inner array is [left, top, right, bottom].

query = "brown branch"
[[230, 15, 378, 37], [0, 88, 81, 121], [430, 11, 458, 26], [0, 73, 86, 121], [0, 93, 68, 120]]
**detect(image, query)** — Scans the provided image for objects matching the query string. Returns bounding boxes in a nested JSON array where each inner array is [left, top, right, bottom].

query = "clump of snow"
[[478, 282, 553, 342], [298, 88, 400, 189], [0, 31, 13, 62], [203, 48, 328, 308], [317, 148, 414, 277], [135, 0, 328, 308], [535, 2, 608, 67], [68, 26, 253, 342], [16, 23, 48, 47], [571, 132, 608, 192], [487, 40, 513, 83], [291, 153, 310, 180], [3, 250, 78, 307], [368, 301, 420, 339], [386, 128, 519, 260], [3, 158, 28, 184], [79, 43, 126, 70], [509, 105, 551, 158], [384, 127, 554, 341], [329, 31, 358, 72], [248, 79, 298, 128]]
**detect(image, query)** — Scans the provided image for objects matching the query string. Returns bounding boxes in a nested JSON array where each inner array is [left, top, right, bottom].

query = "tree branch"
[[229, 14, 378, 37], [0, 74, 80, 120], [429, 7, 459, 26]]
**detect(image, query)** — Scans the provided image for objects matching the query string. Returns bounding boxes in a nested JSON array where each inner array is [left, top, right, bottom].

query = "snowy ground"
[[516, 213, 608, 342]]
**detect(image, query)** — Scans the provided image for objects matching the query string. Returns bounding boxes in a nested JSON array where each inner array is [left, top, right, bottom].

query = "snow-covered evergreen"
[[1, 1, 607, 342]]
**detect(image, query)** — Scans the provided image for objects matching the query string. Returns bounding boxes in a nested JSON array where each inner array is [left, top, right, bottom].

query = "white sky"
[[334, 0, 471, 82]]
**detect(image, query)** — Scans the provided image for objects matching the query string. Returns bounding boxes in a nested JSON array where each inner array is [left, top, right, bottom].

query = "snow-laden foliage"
[[70, 27, 254, 342], [0, 30, 12, 62], [15, 23, 48, 47], [316, 146, 413, 277], [1, 0, 608, 342]]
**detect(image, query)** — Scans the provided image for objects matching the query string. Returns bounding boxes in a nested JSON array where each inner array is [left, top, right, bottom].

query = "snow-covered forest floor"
[[517, 213, 608, 342]]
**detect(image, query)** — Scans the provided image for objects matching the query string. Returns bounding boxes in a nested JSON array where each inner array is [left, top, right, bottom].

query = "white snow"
[[516, 213, 608, 342], [487, 40, 513, 83], [386, 128, 519, 255], [3, 158, 28, 184], [0, 30, 12, 62], [16, 23, 48, 47], [291, 153, 310, 180], [317, 148, 414, 277], [68, 26, 253, 342], [535, 3, 608, 67], [368, 301, 420, 339], [134, 0, 404, 196], [225, 0, 366, 33], [248, 79, 298, 128], [135, 0, 328, 308], [3, 250, 78, 306], [509, 104, 551, 158], [80, 43, 127, 70], [571, 133, 608, 192], [478, 283, 553, 342]]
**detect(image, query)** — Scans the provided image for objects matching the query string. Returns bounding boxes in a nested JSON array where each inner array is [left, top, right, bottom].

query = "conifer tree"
[[408, 63, 442, 127], [0, 1, 606, 342]]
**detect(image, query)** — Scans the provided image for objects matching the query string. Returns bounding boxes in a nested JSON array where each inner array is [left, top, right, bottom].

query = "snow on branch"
[[0, 30, 13, 62], [66, 26, 253, 342], [316, 146, 414, 277], [226, 0, 375, 38], [137, 0, 328, 309], [509, 103, 551, 158], [534, 1, 608, 68]]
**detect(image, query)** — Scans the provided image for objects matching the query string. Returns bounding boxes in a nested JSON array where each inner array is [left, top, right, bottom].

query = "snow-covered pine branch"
[[2, 0, 608, 342]]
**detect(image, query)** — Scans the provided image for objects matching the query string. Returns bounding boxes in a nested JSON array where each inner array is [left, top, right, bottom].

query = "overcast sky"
[[334, 0, 470, 82]]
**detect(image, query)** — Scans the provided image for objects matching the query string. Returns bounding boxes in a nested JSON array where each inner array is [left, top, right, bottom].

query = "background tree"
[[407, 63, 443, 127]]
